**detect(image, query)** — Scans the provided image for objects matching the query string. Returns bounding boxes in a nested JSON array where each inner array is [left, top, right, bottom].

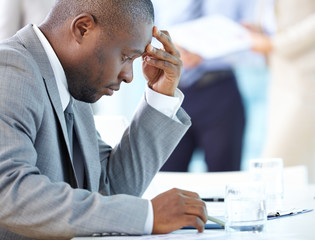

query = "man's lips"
[[106, 87, 120, 96], [109, 86, 120, 91]]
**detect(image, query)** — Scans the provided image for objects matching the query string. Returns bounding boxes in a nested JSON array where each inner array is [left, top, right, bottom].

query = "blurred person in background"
[[152, 0, 259, 172], [249, 0, 315, 183], [0, 0, 55, 40]]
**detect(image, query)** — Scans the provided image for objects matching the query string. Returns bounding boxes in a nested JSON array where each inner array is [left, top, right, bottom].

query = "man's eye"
[[122, 55, 132, 62]]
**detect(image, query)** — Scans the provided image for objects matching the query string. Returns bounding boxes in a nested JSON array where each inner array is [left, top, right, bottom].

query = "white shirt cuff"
[[144, 200, 153, 234], [145, 85, 184, 120]]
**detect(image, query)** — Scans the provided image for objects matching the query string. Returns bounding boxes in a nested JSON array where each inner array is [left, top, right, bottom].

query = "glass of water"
[[225, 182, 267, 233], [249, 158, 284, 212]]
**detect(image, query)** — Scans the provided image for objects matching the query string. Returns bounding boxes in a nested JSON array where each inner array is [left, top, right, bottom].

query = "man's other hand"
[[151, 188, 208, 234]]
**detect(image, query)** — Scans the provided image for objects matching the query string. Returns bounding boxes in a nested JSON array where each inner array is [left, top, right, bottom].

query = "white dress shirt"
[[33, 25, 184, 234]]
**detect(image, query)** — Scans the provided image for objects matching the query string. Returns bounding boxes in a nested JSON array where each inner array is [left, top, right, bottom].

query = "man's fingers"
[[184, 203, 208, 223], [180, 190, 208, 224], [141, 26, 182, 96], [183, 215, 205, 233], [151, 188, 208, 234], [179, 189, 201, 199], [144, 56, 179, 74], [153, 26, 180, 57], [146, 44, 181, 66], [174, 188, 208, 223]]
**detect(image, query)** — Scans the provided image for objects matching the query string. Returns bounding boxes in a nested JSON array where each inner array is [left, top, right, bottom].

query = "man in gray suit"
[[0, 0, 208, 239]]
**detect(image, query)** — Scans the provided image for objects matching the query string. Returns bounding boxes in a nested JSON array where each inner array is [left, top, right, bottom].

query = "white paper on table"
[[168, 14, 252, 59], [72, 231, 225, 240], [72, 231, 297, 240]]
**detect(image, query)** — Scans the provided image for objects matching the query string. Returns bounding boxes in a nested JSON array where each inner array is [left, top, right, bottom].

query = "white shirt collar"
[[33, 25, 70, 111]]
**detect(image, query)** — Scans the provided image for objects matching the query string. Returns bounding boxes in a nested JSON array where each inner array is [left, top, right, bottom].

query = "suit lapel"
[[16, 25, 79, 187]]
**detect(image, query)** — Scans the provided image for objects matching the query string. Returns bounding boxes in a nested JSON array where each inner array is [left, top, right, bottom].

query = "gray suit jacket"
[[0, 25, 191, 240]]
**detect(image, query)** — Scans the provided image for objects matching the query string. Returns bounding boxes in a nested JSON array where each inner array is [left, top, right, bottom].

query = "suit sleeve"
[[99, 97, 191, 197]]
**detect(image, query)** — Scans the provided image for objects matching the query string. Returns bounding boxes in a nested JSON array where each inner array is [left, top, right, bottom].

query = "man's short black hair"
[[48, 0, 154, 33]]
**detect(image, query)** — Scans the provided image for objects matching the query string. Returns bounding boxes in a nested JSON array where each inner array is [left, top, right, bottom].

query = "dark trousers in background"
[[161, 70, 245, 172]]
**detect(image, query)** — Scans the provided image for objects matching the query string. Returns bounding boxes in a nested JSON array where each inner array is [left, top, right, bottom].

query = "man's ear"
[[70, 13, 96, 43]]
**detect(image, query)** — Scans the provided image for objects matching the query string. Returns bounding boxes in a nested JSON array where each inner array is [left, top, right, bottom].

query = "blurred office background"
[[93, 0, 276, 172]]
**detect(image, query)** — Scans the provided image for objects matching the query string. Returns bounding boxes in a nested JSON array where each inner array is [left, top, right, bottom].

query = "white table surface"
[[73, 169, 314, 240]]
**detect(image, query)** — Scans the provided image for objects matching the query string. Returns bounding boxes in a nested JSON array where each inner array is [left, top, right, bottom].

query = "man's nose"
[[119, 63, 133, 83]]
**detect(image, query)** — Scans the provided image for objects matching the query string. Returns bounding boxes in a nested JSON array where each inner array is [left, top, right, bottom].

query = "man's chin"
[[71, 93, 99, 104]]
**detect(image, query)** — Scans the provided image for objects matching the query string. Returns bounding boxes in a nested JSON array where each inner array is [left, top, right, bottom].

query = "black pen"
[[202, 197, 224, 202]]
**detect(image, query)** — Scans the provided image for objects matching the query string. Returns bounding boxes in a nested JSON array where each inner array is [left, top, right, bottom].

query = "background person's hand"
[[250, 31, 272, 54], [151, 188, 208, 234], [143, 26, 182, 97], [241, 23, 272, 54], [175, 45, 203, 69]]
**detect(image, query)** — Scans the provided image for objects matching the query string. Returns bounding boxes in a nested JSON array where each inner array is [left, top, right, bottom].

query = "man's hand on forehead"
[[142, 26, 182, 96]]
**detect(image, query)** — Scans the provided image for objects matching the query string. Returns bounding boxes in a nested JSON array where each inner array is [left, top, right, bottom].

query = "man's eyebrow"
[[132, 49, 146, 56]]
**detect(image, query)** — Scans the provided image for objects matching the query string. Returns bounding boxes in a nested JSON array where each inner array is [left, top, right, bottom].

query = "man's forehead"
[[120, 24, 153, 53], [124, 39, 149, 56]]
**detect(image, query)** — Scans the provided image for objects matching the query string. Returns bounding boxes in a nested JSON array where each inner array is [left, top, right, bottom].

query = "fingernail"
[[147, 44, 153, 52], [154, 26, 159, 35], [144, 56, 151, 62]]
